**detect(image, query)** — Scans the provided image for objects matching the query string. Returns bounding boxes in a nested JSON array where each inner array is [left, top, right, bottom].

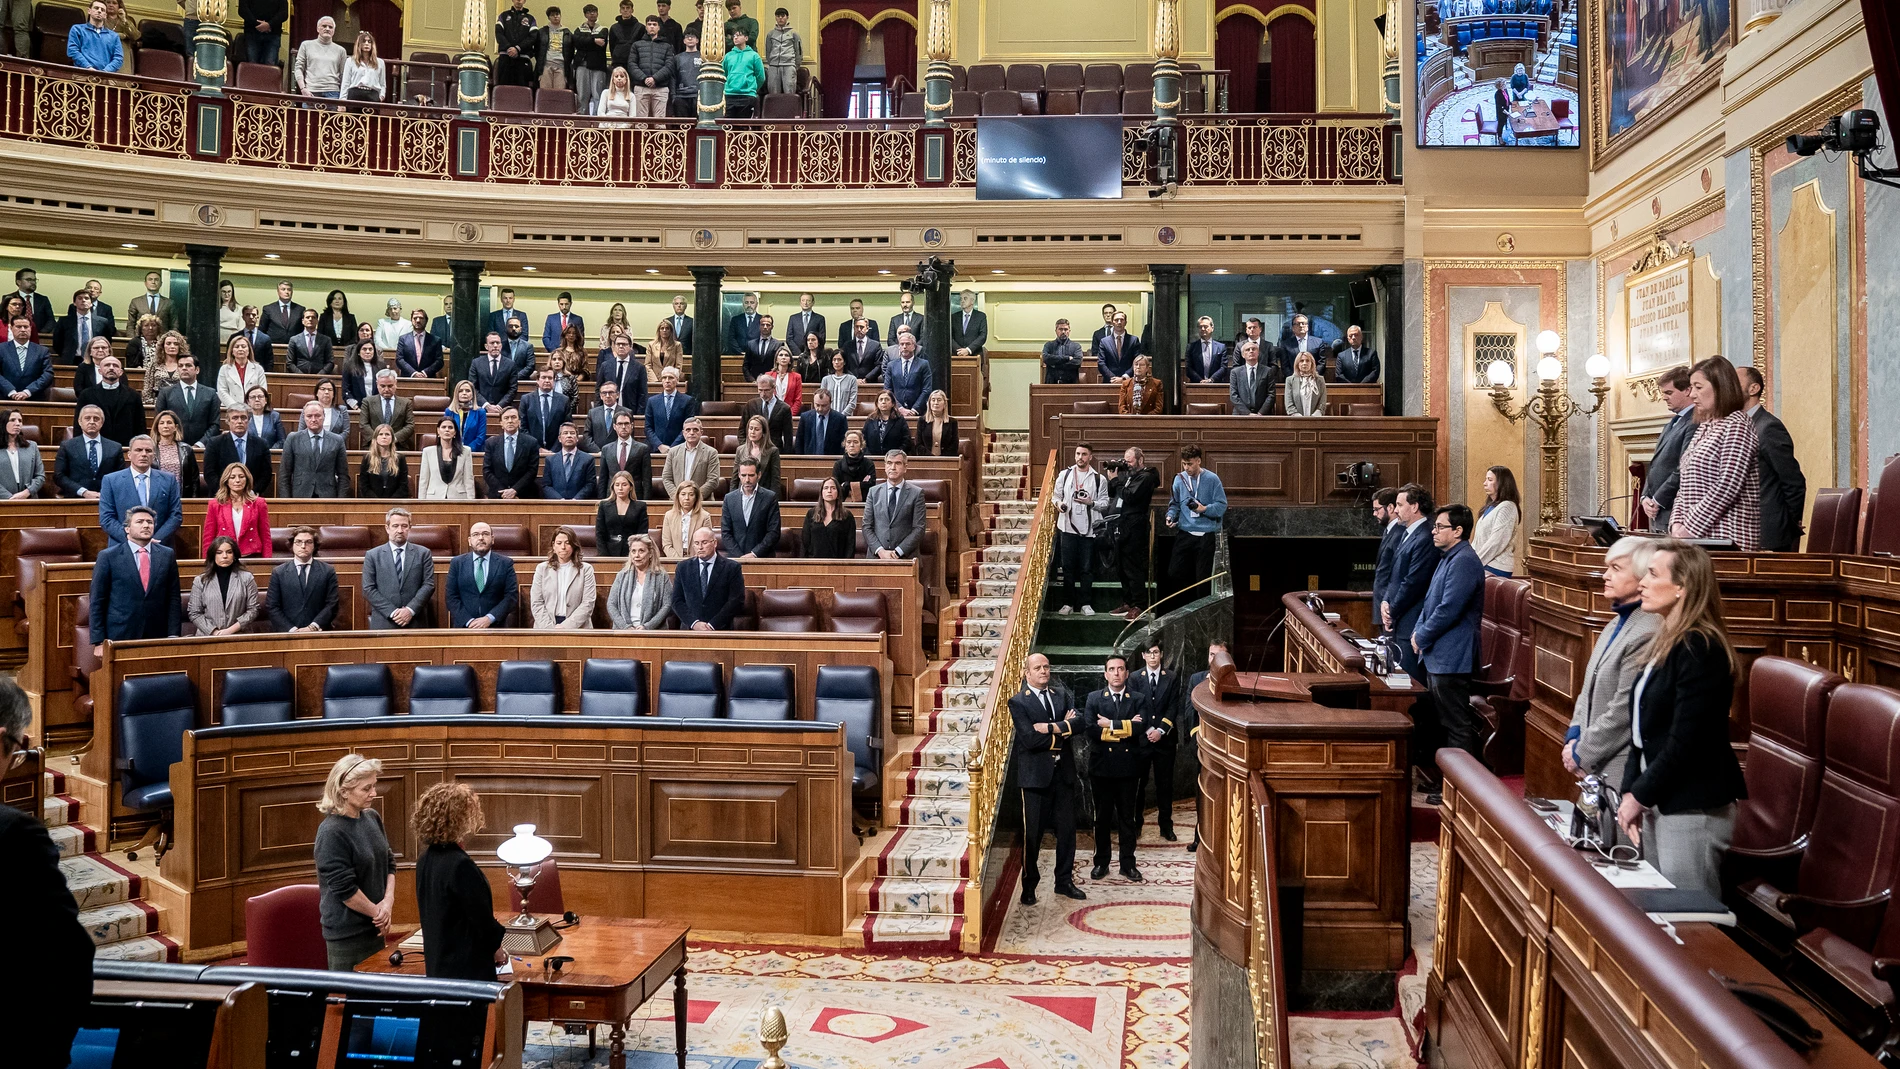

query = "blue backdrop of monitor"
[[975, 117, 1124, 200]]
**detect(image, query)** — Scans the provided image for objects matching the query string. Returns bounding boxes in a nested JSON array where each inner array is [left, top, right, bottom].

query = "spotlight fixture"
[[1319, 268, 1336, 275], [1103, 267, 1116, 274], [264, 253, 280, 259], [120, 243, 138, 249]]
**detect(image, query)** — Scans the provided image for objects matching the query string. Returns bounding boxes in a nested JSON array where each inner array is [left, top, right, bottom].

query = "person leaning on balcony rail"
[[66, 0, 124, 72], [295, 16, 348, 98]]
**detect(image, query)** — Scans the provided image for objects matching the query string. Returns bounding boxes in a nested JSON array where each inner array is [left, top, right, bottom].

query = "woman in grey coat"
[[0, 409, 45, 498], [606, 534, 672, 630], [1563, 536, 1662, 791], [187, 536, 262, 636]]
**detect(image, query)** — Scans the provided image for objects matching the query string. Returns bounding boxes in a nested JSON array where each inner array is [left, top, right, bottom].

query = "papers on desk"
[[1322, 612, 1341, 623], [1593, 859, 1672, 889], [496, 959, 514, 978], [397, 931, 426, 951], [1382, 673, 1413, 689]]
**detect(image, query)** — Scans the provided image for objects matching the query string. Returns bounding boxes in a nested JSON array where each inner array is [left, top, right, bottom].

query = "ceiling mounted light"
[[263, 253, 280, 259], [1319, 268, 1336, 274], [645, 268, 659, 274], [120, 243, 138, 249], [877, 269, 891, 275], [1212, 269, 1229, 274], [522, 266, 537, 272], [762, 270, 777, 275], [1103, 267, 1116, 274], [395, 261, 411, 267], [991, 269, 1005, 274]]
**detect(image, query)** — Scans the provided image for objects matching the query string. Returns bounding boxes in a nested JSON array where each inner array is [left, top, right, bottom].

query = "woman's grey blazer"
[[0, 446, 45, 497], [187, 570, 261, 635], [1566, 608, 1662, 788], [606, 565, 672, 630]]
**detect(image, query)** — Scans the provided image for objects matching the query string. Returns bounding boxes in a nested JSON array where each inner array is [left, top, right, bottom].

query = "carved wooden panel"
[[455, 773, 607, 860], [1274, 793, 1386, 910], [648, 778, 799, 865]]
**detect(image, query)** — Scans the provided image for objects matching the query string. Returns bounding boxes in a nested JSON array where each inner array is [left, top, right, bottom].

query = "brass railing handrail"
[[1248, 774, 1292, 1069], [961, 448, 1058, 952]]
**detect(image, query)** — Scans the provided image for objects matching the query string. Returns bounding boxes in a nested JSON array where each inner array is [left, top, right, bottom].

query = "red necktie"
[[136, 546, 150, 590]]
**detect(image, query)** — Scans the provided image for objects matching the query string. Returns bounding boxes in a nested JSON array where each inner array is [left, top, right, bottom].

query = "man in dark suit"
[[595, 334, 648, 414], [158, 355, 221, 444], [739, 373, 794, 453], [1369, 487, 1401, 624], [203, 406, 275, 497], [233, 305, 276, 371], [724, 291, 762, 356], [1230, 317, 1268, 367], [1183, 316, 1229, 384], [54, 405, 123, 498], [1, 312, 51, 399], [518, 366, 571, 447], [268, 526, 340, 632], [1738, 366, 1808, 552], [741, 314, 786, 381], [360, 374, 416, 449], [1333, 325, 1380, 384], [98, 436, 182, 545], [1087, 653, 1150, 882], [483, 407, 542, 499], [883, 332, 932, 417], [445, 522, 519, 628], [486, 287, 528, 342], [541, 292, 585, 355], [53, 288, 114, 365], [786, 293, 826, 353], [396, 310, 444, 379], [364, 508, 436, 629], [280, 403, 351, 498], [585, 381, 635, 451], [840, 316, 883, 382], [596, 410, 652, 499], [719, 458, 781, 558], [1273, 314, 1328, 378], [258, 281, 305, 352], [79, 280, 115, 339], [665, 294, 694, 351], [1382, 483, 1439, 682], [9, 267, 55, 334], [646, 366, 699, 453], [1129, 639, 1181, 840], [542, 423, 596, 500], [429, 295, 456, 355], [286, 308, 336, 374], [1094, 310, 1142, 382], [1412, 503, 1486, 798], [88, 506, 180, 657], [795, 389, 848, 456], [126, 270, 175, 333], [1089, 303, 1117, 355], [75, 354, 145, 446], [1011, 652, 1086, 904], [471, 332, 523, 406], [887, 292, 924, 350], [1227, 341, 1282, 415], [671, 526, 746, 630], [1638, 366, 1695, 533], [951, 289, 987, 365]]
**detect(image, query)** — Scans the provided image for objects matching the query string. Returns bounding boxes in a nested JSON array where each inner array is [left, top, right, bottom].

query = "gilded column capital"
[[461, 0, 488, 53], [701, 3, 727, 64], [925, 0, 952, 62], [1152, 0, 1179, 61]]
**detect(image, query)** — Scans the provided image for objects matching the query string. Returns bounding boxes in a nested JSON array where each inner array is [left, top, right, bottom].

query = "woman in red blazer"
[[201, 462, 273, 559]]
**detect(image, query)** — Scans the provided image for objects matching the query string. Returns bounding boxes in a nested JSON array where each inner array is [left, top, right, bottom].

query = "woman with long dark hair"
[[187, 535, 260, 635], [1472, 465, 1521, 577], [321, 290, 357, 348], [0, 409, 45, 498], [419, 416, 474, 499], [801, 476, 857, 559], [1614, 540, 1748, 895]]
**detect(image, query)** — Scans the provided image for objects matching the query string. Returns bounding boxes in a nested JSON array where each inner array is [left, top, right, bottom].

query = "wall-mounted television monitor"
[[976, 116, 1125, 200], [1415, 0, 1580, 147]]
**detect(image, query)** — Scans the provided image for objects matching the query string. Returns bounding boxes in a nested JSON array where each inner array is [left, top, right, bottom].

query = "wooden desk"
[[1027, 383, 1385, 465], [361, 916, 689, 1069], [1281, 590, 1416, 714], [1508, 98, 1560, 137]]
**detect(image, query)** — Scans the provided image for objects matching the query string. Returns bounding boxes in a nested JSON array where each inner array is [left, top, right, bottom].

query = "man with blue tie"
[[786, 293, 825, 354], [720, 458, 780, 558], [519, 366, 570, 448], [202, 407, 274, 497], [795, 388, 847, 455], [739, 373, 794, 453], [884, 330, 930, 417], [542, 423, 596, 499], [541, 292, 586, 355], [486, 287, 528, 342], [1381, 483, 1439, 682], [54, 405, 125, 499], [446, 522, 520, 629], [88, 506, 181, 658], [429, 295, 456, 354], [235, 306, 275, 371], [54, 288, 114, 366], [671, 526, 745, 630], [647, 366, 699, 454], [483, 407, 542, 499], [1411, 503, 1486, 799], [1183, 317, 1229, 384], [98, 436, 182, 545], [1094, 310, 1142, 383], [724, 292, 762, 356], [1, 314, 51, 400]]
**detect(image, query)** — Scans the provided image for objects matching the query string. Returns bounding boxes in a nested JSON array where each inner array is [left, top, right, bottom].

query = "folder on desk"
[[1621, 888, 1735, 925]]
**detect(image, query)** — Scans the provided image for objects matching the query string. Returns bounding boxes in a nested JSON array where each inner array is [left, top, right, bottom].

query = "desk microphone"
[[389, 948, 422, 967]]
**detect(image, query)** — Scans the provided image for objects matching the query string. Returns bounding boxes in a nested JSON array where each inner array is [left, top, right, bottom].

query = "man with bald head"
[[446, 521, 519, 629], [280, 400, 350, 497], [1010, 653, 1086, 904], [671, 526, 745, 630]]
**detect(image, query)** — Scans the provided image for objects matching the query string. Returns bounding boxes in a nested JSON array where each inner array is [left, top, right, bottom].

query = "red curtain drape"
[[354, 0, 404, 59], [292, 0, 337, 56], [820, 19, 865, 118], [1268, 14, 1316, 113], [1866, 0, 1900, 137], [1214, 13, 1263, 114], [880, 18, 916, 101]]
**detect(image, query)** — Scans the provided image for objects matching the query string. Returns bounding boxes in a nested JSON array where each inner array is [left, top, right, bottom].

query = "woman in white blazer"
[[606, 535, 672, 630], [1283, 351, 1329, 416], [418, 416, 476, 500], [187, 536, 262, 636], [531, 527, 598, 629]]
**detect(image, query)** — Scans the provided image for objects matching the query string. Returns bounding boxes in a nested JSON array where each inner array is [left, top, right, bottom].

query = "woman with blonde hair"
[[601, 302, 633, 351], [915, 389, 958, 457], [595, 469, 649, 558], [661, 481, 713, 557], [648, 318, 685, 381], [126, 314, 165, 371], [1614, 540, 1748, 895], [419, 416, 475, 499], [598, 66, 636, 120], [1282, 350, 1328, 417], [607, 533, 671, 629], [341, 30, 387, 102], [218, 332, 267, 410], [531, 526, 598, 628], [734, 413, 781, 494], [411, 782, 506, 982], [445, 378, 488, 451], [202, 462, 271, 557], [313, 753, 395, 970], [150, 409, 198, 496], [358, 424, 409, 498], [769, 350, 803, 415]]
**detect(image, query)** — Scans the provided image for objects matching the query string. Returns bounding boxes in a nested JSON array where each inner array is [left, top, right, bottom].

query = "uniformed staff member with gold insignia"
[[1087, 652, 1149, 882], [1129, 638, 1181, 840]]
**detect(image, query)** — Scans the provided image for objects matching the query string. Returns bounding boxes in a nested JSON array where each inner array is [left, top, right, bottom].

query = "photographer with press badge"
[[1104, 447, 1161, 620], [1054, 443, 1108, 615], [1165, 445, 1227, 600]]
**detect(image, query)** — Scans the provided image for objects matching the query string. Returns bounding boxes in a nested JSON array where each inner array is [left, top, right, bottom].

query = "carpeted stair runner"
[[42, 767, 177, 962]]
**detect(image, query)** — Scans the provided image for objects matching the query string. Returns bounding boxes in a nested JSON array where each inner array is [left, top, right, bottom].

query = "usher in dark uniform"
[[1129, 661, 1182, 839], [1087, 684, 1150, 879], [1010, 680, 1085, 902]]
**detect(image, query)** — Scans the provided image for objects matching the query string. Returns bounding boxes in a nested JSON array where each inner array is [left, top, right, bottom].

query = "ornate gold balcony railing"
[[0, 58, 1399, 189]]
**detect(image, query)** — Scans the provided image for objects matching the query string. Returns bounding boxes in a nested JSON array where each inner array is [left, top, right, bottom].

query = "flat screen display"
[[341, 1015, 422, 1065], [975, 116, 1124, 200], [1415, 0, 1580, 147]]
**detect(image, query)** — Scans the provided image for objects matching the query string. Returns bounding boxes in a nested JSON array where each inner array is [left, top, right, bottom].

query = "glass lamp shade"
[[1486, 359, 1515, 388], [1536, 355, 1562, 382], [496, 824, 553, 868], [1536, 329, 1561, 355], [1584, 353, 1610, 379]]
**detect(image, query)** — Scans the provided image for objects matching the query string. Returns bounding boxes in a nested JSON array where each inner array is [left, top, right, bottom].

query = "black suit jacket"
[[785, 311, 827, 351], [203, 431, 276, 497], [52, 309, 115, 363], [88, 540, 181, 642], [159, 381, 222, 444], [1371, 520, 1402, 616], [1085, 689, 1151, 778], [740, 397, 794, 453], [1387, 521, 1438, 640], [837, 319, 880, 354], [951, 308, 988, 355], [1093, 330, 1143, 381], [483, 432, 543, 497], [796, 409, 848, 455], [1622, 632, 1749, 813], [1009, 685, 1079, 789], [742, 336, 786, 381], [415, 843, 507, 983], [53, 435, 123, 497], [0, 804, 93, 1069], [268, 558, 340, 630], [1128, 668, 1180, 747], [259, 301, 305, 347], [1230, 362, 1283, 415], [518, 390, 571, 447], [1751, 406, 1807, 552], [725, 311, 762, 356], [720, 487, 781, 557], [596, 435, 653, 499], [9, 290, 54, 334], [397, 332, 445, 378], [671, 553, 746, 629], [286, 331, 335, 374]]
